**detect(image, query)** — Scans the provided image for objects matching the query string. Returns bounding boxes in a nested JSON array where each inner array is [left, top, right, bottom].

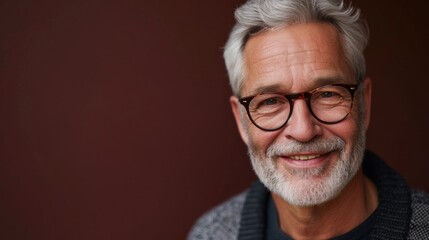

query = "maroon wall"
[[1, 0, 428, 239]]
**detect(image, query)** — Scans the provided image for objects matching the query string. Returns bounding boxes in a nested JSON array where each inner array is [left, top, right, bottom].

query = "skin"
[[229, 23, 377, 239]]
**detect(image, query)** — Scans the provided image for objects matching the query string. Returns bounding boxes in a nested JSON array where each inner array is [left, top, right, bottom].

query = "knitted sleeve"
[[408, 189, 429, 239], [187, 191, 248, 240]]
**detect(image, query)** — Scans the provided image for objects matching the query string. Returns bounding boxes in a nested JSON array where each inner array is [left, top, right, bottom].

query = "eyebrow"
[[243, 76, 348, 97], [313, 76, 348, 86], [246, 84, 284, 96]]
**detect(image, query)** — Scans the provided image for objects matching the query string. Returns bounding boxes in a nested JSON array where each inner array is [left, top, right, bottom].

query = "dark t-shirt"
[[266, 196, 378, 240]]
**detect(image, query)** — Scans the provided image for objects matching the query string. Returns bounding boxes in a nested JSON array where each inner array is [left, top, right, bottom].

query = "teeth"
[[289, 154, 321, 160]]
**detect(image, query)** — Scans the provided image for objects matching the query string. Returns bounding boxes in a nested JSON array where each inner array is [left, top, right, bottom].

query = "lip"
[[280, 151, 333, 168]]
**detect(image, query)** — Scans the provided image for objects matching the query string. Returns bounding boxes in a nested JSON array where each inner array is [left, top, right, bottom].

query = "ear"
[[362, 77, 372, 131], [230, 96, 249, 145]]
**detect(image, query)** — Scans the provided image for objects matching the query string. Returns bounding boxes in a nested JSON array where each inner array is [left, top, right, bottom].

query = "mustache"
[[266, 137, 345, 158]]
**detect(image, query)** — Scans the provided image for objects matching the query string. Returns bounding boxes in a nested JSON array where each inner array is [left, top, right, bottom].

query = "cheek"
[[247, 126, 280, 153], [326, 116, 361, 150]]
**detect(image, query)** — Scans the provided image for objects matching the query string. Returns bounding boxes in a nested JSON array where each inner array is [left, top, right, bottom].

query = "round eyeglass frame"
[[238, 84, 359, 131]]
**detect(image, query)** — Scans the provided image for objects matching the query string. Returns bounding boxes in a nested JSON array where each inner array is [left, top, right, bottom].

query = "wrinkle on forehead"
[[244, 47, 341, 89], [287, 49, 325, 66], [247, 40, 341, 71], [242, 23, 351, 96]]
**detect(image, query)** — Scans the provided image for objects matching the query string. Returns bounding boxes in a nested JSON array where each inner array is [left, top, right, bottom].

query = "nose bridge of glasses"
[[289, 92, 312, 106], [286, 91, 320, 127], [287, 92, 314, 118]]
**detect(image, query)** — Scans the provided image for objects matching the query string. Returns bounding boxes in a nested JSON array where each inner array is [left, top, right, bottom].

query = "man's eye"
[[261, 98, 279, 105], [320, 92, 337, 98], [251, 95, 287, 112]]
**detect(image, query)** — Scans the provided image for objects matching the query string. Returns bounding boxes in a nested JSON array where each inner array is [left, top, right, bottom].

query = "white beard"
[[248, 127, 366, 207]]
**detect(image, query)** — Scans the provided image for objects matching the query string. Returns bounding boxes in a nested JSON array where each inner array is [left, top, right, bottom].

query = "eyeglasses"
[[238, 84, 359, 131]]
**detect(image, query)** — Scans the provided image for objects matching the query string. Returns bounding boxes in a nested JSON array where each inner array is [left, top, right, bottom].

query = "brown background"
[[1, 0, 428, 239]]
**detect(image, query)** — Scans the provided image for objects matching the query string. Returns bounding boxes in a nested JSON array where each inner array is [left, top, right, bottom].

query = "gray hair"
[[223, 0, 369, 96]]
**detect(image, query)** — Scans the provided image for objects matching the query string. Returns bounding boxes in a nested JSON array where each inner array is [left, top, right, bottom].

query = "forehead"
[[242, 23, 352, 96]]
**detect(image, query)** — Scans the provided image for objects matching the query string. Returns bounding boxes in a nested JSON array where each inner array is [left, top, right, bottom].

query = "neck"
[[272, 169, 378, 240]]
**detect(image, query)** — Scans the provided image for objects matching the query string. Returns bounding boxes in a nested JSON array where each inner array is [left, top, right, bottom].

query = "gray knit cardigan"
[[188, 151, 429, 239]]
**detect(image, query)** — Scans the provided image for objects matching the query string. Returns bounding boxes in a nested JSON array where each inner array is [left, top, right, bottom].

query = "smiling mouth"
[[287, 154, 325, 161]]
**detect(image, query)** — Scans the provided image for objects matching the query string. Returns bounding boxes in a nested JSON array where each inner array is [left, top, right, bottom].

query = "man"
[[188, 0, 429, 239]]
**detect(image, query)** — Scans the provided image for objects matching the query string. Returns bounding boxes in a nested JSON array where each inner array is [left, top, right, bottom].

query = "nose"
[[282, 98, 322, 142]]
